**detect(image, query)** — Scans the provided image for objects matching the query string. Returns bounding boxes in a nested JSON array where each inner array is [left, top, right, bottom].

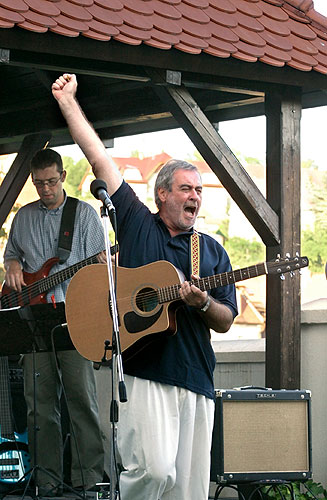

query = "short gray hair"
[[154, 159, 201, 209]]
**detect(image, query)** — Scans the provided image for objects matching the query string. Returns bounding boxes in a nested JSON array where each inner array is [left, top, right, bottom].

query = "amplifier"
[[210, 388, 312, 483]]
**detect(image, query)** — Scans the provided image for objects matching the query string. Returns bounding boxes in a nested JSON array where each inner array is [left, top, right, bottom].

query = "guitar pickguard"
[[123, 306, 163, 334]]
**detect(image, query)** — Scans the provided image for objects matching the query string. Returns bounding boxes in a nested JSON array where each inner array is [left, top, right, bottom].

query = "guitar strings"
[[1, 254, 99, 309]]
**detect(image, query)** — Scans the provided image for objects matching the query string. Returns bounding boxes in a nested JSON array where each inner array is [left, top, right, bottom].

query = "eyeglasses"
[[32, 173, 63, 188]]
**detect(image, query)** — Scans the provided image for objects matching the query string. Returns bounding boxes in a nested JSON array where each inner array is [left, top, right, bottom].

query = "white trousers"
[[117, 375, 215, 500]]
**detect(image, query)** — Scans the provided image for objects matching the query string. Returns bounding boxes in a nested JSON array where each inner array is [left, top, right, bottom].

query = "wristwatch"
[[200, 295, 211, 313]]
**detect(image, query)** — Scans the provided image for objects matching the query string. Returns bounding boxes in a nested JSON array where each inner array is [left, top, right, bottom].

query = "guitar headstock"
[[267, 254, 309, 278]]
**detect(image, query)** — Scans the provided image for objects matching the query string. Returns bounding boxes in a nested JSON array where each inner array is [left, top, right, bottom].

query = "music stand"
[[0, 302, 79, 499], [0, 302, 73, 356]]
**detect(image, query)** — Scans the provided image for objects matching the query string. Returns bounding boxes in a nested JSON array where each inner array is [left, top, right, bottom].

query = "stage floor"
[[0, 486, 108, 500]]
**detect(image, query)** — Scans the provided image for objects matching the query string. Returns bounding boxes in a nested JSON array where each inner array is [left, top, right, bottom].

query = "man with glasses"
[[3, 148, 106, 497]]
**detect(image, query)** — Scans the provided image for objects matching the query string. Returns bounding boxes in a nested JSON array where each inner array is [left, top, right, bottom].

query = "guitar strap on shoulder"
[[190, 230, 200, 277], [57, 196, 79, 264]]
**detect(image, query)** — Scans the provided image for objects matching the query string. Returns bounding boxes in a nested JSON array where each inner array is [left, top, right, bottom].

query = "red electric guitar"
[[0, 246, 118, 310]]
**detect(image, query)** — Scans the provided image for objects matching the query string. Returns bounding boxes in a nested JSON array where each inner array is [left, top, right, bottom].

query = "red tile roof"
[[1, 0, 327, 73], [113, 152, 171, 181], [79, 152, 225, 187]]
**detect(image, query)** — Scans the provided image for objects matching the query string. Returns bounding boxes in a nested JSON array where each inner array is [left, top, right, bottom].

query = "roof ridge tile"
[[281, 4, 311, 23], [307, 7, 327, 33], [283, 0, 313, 13]]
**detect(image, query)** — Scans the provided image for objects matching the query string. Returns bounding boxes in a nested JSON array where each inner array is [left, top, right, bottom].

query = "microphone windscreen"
[[90, 179, 107, 199]]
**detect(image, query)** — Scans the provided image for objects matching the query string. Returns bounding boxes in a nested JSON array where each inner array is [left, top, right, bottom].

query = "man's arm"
[[52, 74, 122, 196], [179, 277, 234, 333]]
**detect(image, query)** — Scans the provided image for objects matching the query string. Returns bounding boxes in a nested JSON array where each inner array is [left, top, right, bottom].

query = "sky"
[[57, 0, 327, 171]]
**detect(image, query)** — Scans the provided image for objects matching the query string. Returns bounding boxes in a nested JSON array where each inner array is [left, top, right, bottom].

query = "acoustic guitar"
[[0, 246, 118, 309], [65, 255, 309, 363], [0, 356, 30, 485]]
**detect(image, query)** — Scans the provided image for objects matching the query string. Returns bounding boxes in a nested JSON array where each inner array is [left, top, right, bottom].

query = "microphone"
[[90, 179, 115, 212], [90, 179, 117, 233]]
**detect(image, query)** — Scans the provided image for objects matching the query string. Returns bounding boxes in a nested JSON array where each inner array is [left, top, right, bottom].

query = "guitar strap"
[[190, 230, 200, 277], [57, 196, 78, 264]]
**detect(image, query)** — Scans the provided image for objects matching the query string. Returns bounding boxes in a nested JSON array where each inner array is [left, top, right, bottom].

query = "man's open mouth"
[[184, 206, 196, 215]]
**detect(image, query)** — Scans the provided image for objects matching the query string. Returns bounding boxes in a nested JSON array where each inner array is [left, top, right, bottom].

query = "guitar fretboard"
[[37, 254, 99, 294], [157, 262, 267, 303], [0, 254, 99, 309]]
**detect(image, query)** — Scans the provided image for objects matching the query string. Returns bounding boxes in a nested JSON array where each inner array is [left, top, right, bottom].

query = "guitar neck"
[[31, 254, 100, 299], [158, 262, 267, 303]]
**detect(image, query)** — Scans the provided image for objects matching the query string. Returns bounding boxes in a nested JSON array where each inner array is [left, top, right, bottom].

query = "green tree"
[[302, 158, 319, 170], [185, 150, 204, 162], [244, 155, 261, 165], [63, 156, 90, 197], [224, 236, 265, 268], [301, 170, 327, 273], [302, 226, 327, 273]]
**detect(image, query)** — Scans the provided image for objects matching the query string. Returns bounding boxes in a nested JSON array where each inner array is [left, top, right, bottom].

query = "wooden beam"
[[2, 31, 327, 90], [0, 132, 51, 227], [265, 88, 302, 390], [148, 68, 279, 246]]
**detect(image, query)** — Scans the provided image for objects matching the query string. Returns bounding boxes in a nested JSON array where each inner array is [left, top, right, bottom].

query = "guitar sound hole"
[[136, 287, 158, 312]]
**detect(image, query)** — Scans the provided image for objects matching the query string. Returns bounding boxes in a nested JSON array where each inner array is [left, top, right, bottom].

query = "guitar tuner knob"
[[290, 271, 295, 277], [280, 274, 285, 281]]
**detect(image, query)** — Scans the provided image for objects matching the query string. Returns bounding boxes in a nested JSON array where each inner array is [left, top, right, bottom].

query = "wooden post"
[[265, 87, 302, 389]]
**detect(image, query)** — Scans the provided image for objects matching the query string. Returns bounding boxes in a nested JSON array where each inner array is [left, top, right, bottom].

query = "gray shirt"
[[4, 194, 105, 303]]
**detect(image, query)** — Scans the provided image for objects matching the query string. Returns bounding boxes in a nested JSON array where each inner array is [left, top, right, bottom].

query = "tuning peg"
[[280, 274, 285, 281], [276, 254, 281, 261], [290, 271, 295, 278], [285, 253, 290, 260]]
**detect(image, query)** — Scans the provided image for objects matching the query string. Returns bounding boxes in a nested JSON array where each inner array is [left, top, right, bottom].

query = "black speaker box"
[[210, 388, 312, 483]]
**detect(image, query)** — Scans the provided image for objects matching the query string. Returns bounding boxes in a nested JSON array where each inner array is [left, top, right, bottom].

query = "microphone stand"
[[98, 202, 127, 500]]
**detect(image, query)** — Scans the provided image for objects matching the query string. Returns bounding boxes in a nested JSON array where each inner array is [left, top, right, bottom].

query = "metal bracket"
[[166, 70, 181, 86], [0, 48, 10, 64]]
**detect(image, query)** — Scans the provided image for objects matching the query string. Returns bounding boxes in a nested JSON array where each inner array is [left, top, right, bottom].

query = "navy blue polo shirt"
[[111, 181, 238, 399]]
